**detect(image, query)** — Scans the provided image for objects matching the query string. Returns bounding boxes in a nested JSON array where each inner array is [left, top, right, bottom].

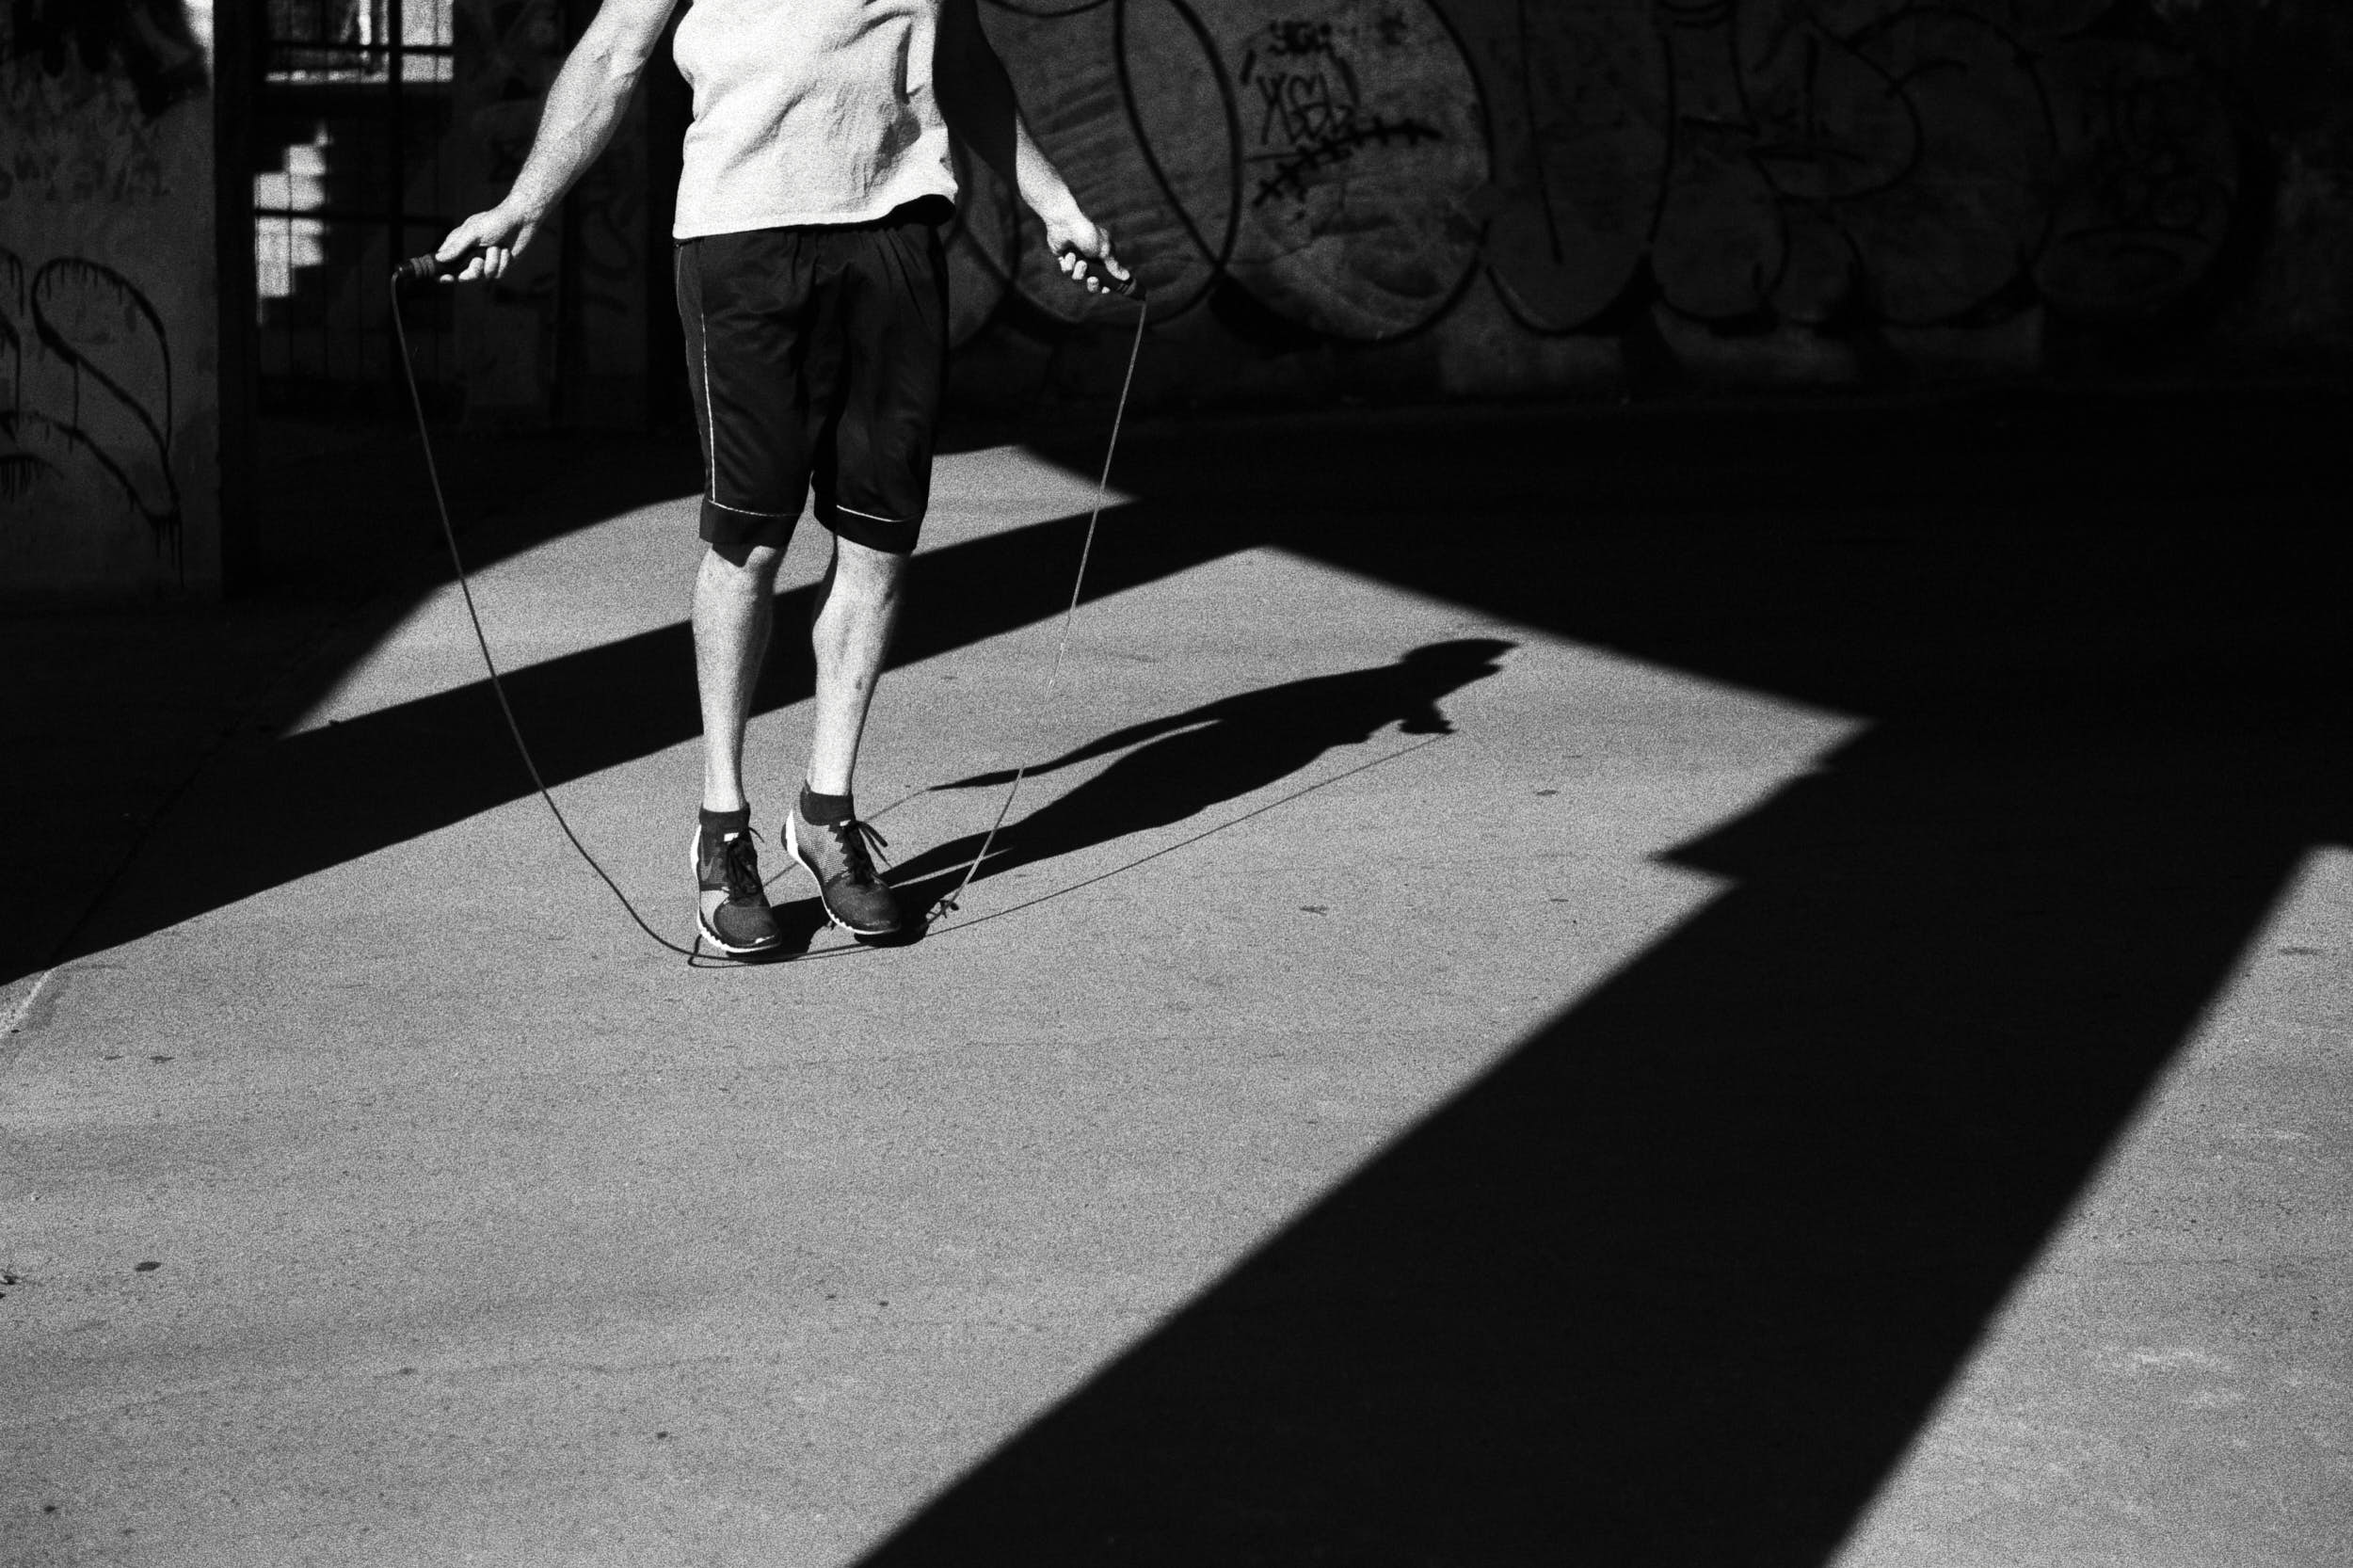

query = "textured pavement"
[[5, 395, 2348, 1566]]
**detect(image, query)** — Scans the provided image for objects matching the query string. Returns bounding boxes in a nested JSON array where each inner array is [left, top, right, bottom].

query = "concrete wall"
[[443, 0, 2353, 424], [938, 0, 2353, 411], [2, 0, 220, 597], [6, 2, 2344, 596]]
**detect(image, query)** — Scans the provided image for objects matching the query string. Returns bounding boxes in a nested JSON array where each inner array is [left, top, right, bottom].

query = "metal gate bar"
[[252, 0, 457, 409]]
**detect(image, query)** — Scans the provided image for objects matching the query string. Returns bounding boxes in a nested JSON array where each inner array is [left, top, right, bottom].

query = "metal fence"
[[252, 0, 458, 410]]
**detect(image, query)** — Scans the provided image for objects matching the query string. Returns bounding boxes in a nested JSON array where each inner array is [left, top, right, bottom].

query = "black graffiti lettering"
[[0, 450, 54, 503], [0, 247, 181, 556], [1498, 0, 2249, 331], [1260, 71, 1359, 148], [0, 248, 20, 397], [1264, 20, 1337, 60], [1251, 115, 1445, 208], [2093, 72, 2230, 238], [1254, 72, 1284, 144]]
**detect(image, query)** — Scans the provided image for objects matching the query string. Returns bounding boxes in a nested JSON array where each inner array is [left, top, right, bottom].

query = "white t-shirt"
[[670, 0, 959, 238]]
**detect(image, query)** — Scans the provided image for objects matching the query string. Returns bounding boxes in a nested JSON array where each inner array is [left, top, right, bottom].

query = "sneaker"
[[786, 803, 904, 936], [691, 820, 784, 955]]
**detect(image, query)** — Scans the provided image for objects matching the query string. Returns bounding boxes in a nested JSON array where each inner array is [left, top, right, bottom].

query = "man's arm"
[[935, 0, 1131, 294], [435, 0, 680, 281]]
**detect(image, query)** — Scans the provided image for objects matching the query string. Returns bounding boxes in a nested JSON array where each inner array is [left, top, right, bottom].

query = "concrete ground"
[[4, 392, 2348, 1566]]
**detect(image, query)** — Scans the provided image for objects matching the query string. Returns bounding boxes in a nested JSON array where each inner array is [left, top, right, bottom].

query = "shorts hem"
[[814, 500, 920, 555], [699, 496, 801, 552]]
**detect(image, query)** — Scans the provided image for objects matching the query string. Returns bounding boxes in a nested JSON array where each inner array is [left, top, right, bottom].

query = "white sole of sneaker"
[[784, 818, 903, 937], [688, 826, 782, 955]]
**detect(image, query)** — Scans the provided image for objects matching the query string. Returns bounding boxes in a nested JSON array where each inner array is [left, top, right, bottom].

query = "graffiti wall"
[[1, 0, 218, 594], [928, 0, 2345, 408], [427, 0, 2345, 426]]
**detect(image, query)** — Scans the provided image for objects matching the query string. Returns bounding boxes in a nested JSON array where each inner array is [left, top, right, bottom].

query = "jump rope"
[[389, 249, 1147, 964]]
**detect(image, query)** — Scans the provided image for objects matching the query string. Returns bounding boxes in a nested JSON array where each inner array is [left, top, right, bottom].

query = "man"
[[437, 0, 1127, 954]]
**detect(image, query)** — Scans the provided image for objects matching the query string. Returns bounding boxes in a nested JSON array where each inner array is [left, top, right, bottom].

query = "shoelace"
[[822, 818, 890, 888], [716, 829, 765, 900]]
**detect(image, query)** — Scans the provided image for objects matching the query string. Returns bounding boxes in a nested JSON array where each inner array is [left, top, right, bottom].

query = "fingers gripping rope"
[[389, 267, 1149, 960]]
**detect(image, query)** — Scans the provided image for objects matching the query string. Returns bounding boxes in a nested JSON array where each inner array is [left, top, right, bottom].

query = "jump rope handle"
[[1054, 243, 1144, 301], [406, 246, 1140, 296], [392, 250, 479, 287]]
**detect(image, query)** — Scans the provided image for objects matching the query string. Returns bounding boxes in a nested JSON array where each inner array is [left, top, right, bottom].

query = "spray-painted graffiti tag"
[[1243, 17, 1448, 216], [950, 0, 2246, 371], [1241, 11, 1452, 209], [964, 0, 1486, 341], [1489, 0, 2240, 332], [0, 246, 183, 562]]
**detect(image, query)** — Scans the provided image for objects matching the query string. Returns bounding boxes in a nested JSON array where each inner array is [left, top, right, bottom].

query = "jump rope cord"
[[389, 273, 1146, 961], [932, 296, 1148, 920], [390, 276, 704, 960]]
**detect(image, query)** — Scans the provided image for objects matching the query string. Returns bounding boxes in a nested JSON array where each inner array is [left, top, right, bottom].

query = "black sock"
[[699, 805, 751, 836], [799, 784, 854, 825]]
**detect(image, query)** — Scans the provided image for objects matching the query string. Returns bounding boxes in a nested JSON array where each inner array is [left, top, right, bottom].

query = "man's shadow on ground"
[[760, 639, 1512, 948]]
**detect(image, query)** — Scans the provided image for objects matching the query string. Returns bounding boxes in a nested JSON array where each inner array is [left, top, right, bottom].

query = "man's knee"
[[828, 536, 907, 601], [702, 538, 785, 587]]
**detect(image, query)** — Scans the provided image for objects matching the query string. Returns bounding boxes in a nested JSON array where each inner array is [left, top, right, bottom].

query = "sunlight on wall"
[[253, 122, 331, 303]]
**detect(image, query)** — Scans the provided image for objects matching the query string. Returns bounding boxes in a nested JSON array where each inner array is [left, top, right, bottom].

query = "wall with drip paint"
[[933, 0, 2353, 410], [1, 0, 219, 596]]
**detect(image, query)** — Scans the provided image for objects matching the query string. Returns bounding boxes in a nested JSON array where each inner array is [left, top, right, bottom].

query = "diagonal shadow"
[[857, 726, 2328, 1566], [57, 503, 1257, 968], [846, 392, 2349, 1563], [886, 638, 1513, 914], [42, 389, 2349, 1562], [909, 734, 1450, 940]]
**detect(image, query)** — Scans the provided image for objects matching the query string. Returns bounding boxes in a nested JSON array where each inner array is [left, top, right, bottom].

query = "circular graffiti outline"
[[1114, 0, 1244, 314]]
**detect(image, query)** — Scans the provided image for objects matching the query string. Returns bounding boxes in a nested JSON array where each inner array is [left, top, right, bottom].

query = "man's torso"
[[671, 0, 958, 238]]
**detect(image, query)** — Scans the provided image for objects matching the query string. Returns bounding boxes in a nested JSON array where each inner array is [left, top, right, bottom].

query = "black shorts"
[[677, 199, 951, 556]]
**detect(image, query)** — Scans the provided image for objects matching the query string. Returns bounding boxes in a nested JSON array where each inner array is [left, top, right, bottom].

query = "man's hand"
[[1046, 209, 1131, 296], [435, 203, 539, 283], [428, 0, 672, 282]]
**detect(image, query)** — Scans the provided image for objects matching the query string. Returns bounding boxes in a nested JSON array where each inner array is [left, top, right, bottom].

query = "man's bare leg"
[[776, 533, 910, 935], [693, 540, 784, 814], [806, 535, 907, 796]]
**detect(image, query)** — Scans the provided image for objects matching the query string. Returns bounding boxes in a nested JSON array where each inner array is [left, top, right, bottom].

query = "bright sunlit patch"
[[252, 123, 331, 305], [23, 462, 1868, 1560]]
